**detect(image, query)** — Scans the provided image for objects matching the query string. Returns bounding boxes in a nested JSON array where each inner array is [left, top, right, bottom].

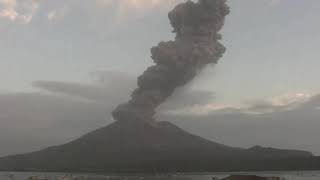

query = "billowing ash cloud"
[[112, 0, 229, 124]]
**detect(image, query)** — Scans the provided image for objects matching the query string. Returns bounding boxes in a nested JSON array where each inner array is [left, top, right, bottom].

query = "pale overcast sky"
[[1, 0, 320, 156], [1, 0, 319, 102]]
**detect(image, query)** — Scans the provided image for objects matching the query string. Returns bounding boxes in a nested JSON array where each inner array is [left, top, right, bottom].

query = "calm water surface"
[[1, 171, 320, 180]]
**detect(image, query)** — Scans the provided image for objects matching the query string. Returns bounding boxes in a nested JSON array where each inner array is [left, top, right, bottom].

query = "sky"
[[1, 0, 320, 156], [1, 0, 320, 101]]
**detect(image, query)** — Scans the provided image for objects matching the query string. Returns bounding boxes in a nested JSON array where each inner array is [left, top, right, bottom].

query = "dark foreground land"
[[0, 120, 319, 173], [1, 174, 286, 180]]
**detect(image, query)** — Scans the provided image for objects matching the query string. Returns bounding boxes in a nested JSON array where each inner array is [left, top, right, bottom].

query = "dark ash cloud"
[[112, 0, 229, 124]]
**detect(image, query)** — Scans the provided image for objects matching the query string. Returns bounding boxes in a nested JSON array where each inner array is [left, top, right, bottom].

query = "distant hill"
[[0, 120, 318, 173]]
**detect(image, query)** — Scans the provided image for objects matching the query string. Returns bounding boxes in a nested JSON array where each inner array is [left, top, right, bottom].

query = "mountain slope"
[[0, 121, 315, 172]]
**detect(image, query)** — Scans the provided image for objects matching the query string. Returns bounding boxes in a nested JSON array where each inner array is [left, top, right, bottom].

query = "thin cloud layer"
[[166, 91, 315, 116], [98, 0, 179, 11], [33, 71, 216, 111], [0, 0, 39, 24], [0, 0, 182, 24], [0, 71, 217, 156], [97, 0, 181, 22], [1, 71, 320, 156], [0, 0, 286, 25], [97, 0, 180, 13], [165, 94, 320, 155]]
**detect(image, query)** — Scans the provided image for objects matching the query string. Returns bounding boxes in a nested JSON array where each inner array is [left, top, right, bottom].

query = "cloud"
[[2, 70, 320, 156], [1, 0, 179, 25], [47, 4, 68, 23], [166, 91, 315, 116], [0, 0, 17, 21], [0, 70, 218, 157], [32, 70, 137, 104], [163, 94, 320, 155], [0, 71, 134, 156], [33, 70, 215, 113], [248, 92, 314, 112], [97, 0, 175, 9], [97, 0, 179, 13], [95, 0, 181, 23], [0, 0, 40, 24]]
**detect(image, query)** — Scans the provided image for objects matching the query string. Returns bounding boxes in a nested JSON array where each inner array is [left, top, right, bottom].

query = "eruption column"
[[112, 0, 229, 123]]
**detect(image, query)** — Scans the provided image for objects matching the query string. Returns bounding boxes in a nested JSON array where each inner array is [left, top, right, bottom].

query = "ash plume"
[[112, 0, 230, 124]]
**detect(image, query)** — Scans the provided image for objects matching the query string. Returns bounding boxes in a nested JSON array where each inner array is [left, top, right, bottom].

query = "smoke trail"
[[112, 0, 229, 124]]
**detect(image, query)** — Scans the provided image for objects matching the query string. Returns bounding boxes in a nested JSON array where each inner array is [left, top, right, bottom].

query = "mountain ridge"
[[0, 121, 316, 173]]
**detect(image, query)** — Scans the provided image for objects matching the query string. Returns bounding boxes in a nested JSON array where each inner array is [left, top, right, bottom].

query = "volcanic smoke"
[[112, 0, 229, 123]]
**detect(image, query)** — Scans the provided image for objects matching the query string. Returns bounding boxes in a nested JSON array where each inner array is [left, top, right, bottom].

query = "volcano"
[[1, 0, 319, 173], [0, 120, 315, 173]]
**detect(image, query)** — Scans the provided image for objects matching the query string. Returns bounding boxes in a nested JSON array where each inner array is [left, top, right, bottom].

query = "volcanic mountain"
[[0, 120, 316, 173]]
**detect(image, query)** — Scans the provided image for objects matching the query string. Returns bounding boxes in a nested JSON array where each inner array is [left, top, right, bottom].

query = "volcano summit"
[[0, 120, 314, 172]]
